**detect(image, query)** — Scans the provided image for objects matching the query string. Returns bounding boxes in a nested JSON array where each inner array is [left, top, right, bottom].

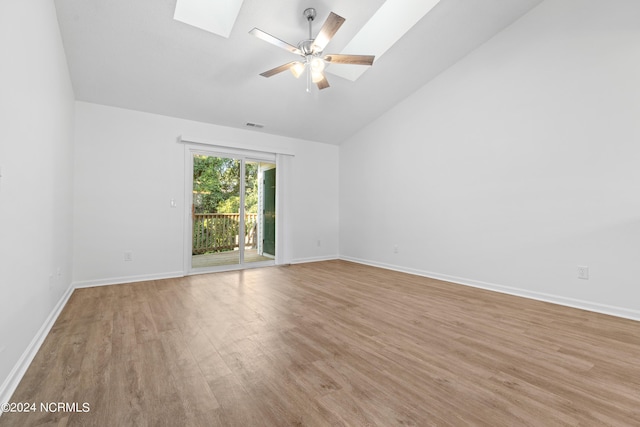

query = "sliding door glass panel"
[[245, 161, 276, 264], [191, 154, 241, 269]]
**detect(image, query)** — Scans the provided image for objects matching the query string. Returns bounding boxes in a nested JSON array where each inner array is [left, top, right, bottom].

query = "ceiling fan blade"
[[250, 28, 302, 55], [260, 62, 298, 78], [316, 74, 330, 90], [324, 54, 375, 66], [312, 12, 345, 53]]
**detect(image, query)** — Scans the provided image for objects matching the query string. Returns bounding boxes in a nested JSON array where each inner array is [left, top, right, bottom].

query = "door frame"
[[183, 144, 276, 275]]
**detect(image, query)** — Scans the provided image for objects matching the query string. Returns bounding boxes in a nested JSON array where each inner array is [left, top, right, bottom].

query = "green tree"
[[193, 156, 238, 213], [215, 162, 259, 213], [193, 156, 259, 213]]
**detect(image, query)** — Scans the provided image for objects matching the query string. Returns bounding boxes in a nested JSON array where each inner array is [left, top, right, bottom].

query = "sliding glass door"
[[244, 160, 276, 264], [189, 151, 275, 272]]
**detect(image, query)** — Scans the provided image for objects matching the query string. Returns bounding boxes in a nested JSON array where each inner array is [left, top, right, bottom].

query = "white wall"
[[0, 0, 75, 397], [340, 0, 640, 319], [72, 102, 339, 285]]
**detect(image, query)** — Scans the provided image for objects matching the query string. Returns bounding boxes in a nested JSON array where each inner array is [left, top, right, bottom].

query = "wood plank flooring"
[[2, 260, 640, 426]]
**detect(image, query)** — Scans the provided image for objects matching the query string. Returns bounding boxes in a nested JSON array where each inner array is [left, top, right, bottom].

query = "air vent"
[[246, 122, 264, 129]]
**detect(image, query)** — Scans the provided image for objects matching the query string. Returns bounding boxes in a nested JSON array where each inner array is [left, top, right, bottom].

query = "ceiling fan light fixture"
[[310, 56, 326, 73], [290, 62, 305, 78], [311, 70, 325, 83]]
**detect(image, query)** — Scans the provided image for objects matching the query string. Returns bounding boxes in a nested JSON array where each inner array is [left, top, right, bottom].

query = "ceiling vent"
[[246, 122, 264, 129]]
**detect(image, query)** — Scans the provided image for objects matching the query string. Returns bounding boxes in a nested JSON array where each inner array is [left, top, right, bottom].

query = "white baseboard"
[[72, 271, 185, 289], [291, 255, 339, 264], [339, 255, 640, 322], [0, 284, 75, 407]]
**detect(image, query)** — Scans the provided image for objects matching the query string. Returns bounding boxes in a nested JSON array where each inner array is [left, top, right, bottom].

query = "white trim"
[[275, 154, 293, 265], [291, 255, 340, 264], [0, 284, 75, 406], [339, 255, 640, 322], [183, 144, 194, 274], [187, 145, 276, 162], [177, 135, 295, 156], [72, 271, 185, 289]]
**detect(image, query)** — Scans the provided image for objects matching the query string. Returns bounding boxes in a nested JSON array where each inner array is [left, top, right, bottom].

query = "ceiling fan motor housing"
[[299, 40, 315, 56]]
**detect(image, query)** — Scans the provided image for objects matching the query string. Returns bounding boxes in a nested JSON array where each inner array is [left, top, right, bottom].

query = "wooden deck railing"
[[192, 212, 258, 255]]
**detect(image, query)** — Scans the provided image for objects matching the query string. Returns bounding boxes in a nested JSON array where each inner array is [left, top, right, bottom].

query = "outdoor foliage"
[[192, 155, 258, 213], [192, 155, 261, 254]]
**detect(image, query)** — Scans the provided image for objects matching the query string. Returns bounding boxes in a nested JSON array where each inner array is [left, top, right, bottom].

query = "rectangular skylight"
[[328, 0, 441, 81], [174, 0, 245, 38]]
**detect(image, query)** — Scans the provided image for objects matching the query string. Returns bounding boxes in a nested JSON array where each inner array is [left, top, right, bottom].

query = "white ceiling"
[[54, 0, 543, 144]]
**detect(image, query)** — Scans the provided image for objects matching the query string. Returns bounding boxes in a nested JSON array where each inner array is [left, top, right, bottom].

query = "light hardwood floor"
[[2, 260, 639, 426]]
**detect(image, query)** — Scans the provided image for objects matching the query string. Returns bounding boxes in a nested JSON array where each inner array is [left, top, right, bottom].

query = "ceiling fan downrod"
[[303, 8, 316, 93], [304, 8, 316, 40]]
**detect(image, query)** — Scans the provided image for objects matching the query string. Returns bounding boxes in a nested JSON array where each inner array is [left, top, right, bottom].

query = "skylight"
[[173, 0, 245, 38], [328, 0, 441, 81]]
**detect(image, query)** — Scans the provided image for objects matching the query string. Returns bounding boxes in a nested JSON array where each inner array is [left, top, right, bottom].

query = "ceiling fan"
[[250, 8, 375, 91]]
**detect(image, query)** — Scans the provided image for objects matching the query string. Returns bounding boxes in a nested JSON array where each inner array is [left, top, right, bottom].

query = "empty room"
[[1, 0, 639, 425]]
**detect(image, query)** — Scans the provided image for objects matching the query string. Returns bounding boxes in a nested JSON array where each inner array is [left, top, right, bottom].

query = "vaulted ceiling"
[[54, 0, 543, 144]]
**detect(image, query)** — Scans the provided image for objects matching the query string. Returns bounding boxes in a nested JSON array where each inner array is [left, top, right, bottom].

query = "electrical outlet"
[[317, 239, 321, 247], [0, 345, 6, 354], [577, 266, 589, 280], [393, 245, 399, 254], [124, 251, 133, 262]]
